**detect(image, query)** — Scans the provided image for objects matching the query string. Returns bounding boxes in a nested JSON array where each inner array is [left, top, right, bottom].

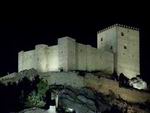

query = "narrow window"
[[124, 45, 127, 49], [101, 37, 103, 41], [121, 32, 124, 36], [110, 46, 113, 50]]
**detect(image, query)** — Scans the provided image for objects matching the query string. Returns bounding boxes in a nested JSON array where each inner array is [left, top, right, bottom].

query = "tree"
[[25, 79, 49, 108]]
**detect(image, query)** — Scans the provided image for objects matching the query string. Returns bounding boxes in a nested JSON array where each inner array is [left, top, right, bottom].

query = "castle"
[[18, 24, 140, 79]]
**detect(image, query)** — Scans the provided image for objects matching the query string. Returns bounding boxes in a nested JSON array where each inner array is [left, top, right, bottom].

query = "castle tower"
[[58, 36, 76, 71], [18, 51, 24, 72], [35, 44, 48, 72], [18, 50, 36, 72], [97, 24, 140, 78]]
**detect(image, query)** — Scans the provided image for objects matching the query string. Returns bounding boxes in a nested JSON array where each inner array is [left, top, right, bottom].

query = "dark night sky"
[[0, 4, 149, 83]]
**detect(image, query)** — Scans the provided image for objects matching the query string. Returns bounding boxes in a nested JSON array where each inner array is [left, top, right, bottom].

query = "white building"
[[18, 24, 140, 79]]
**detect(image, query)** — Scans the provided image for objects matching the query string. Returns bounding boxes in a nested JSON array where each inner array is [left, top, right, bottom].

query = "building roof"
[[97, 24, 139, 34]]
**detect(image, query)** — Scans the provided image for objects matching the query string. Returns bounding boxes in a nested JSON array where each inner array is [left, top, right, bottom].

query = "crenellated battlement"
[[97, 24, 139, 34]]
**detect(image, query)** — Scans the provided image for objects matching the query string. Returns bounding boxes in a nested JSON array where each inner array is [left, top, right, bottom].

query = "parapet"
[[97, 24, 139, 34], [18, 51, 24, 56], [18, 50, 24, 53], [35, 44, 48, 49], [58, 36, 76, 42]]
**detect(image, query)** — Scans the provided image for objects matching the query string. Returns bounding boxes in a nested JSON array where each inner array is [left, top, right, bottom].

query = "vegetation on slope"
[[0, 70, 150, 113]]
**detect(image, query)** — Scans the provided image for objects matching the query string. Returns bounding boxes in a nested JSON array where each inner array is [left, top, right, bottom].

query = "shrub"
[[25, 79, 49, 108]]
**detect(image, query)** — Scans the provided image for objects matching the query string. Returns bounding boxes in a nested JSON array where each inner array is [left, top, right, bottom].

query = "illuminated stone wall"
[[18, 44, 59, 72], [97, 26, 117, 72], [18, 36, 113, 73], [85, 45, 113, 73], [86, 45, 94, 71], [18, 50, 35, 71], [98, 50, 114, 74], [18, 24, 140, 78], [18, 36, 114, 74], [117, 27, 140, 78], [67, 37, 76, 70], [97, 26, 117, 53], [58, 37, 76, 71], [76, 42, 113, 73], [76, 43, 87, 70], [35, 44, 48, 72], [58, 37, 68, 71], [47, 45, 59, 71], [18, 51, 24, 71], [97, 24, 140, 78]]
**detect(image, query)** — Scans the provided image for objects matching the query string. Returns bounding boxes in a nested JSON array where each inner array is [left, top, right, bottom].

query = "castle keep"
[[18, 24, 140, 79]]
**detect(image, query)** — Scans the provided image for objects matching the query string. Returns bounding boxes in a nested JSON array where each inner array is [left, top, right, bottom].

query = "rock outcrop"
[[0, 69, 150, 113]]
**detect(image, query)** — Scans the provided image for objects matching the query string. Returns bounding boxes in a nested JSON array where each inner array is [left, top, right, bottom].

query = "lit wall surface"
[[18, 24, 140, 78]]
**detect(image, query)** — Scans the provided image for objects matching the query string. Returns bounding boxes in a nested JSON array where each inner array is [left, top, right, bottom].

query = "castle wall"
[[76, 43, 87, 70], [35, 44, 48, 72], [86, 45, 94, 71], [58, 37, 69, 71], [18, 25, 139, 78], [97, 27, 117, 73], [67, 37, 76, 70], [47, 45, 59, 71], [58, 37, 76, 71], [99, 50, 114, 74], [97, 27, 117, 53], [18, 50, 35, 71], [97, 25, 140, 78], [76, 43, 114, 73], [18, 44, 59, 72], [77, 44, 100, 71], [18, 36, 114, 73], [92, 47, 99, 70], [117, 27, 140, 78], [18, 51, 24, 72], [86, 46, 100, 71]]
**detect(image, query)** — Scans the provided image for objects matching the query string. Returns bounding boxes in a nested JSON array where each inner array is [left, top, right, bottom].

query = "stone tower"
[[58, 36, 76, 71], [97, 24, 140, 78]]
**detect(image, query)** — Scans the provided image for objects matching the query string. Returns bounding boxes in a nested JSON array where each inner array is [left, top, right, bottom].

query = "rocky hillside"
[[18, 85, 150, 113], [0, 69, 150, 113]]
